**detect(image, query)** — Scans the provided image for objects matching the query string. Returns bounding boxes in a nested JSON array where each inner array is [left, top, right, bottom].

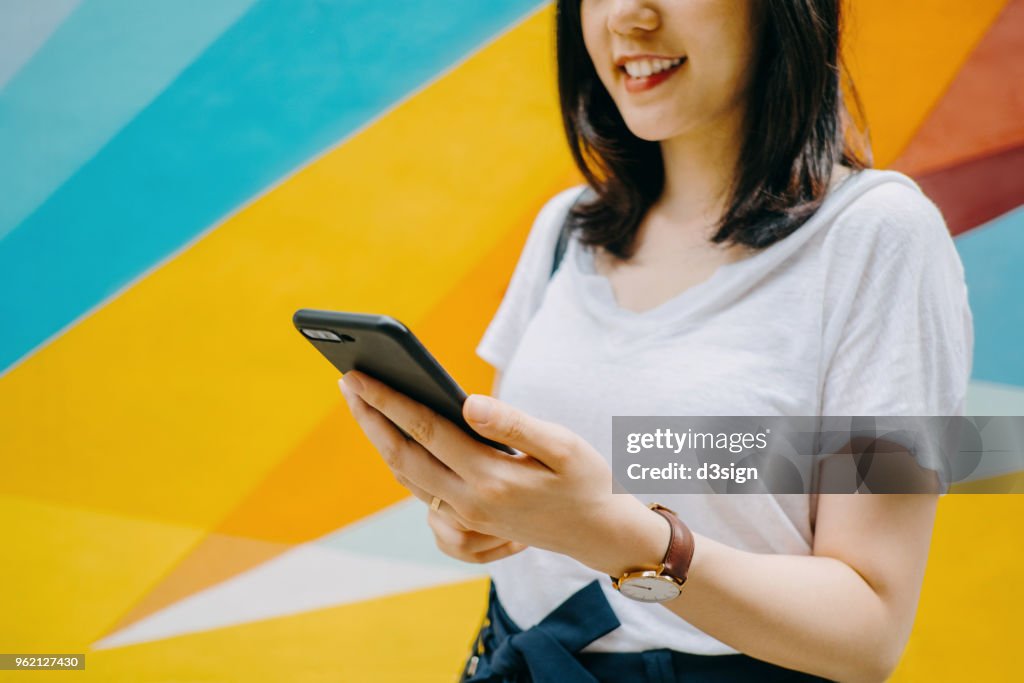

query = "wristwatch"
[[611, 503, 694, 603]]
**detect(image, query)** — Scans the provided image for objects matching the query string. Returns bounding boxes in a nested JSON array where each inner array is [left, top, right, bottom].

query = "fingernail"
[[343, 372, 364, 395], [465, 395, 493, 424]]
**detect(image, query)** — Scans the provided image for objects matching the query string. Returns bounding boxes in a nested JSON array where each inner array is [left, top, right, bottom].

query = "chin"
[[620, 116, 681, 143]]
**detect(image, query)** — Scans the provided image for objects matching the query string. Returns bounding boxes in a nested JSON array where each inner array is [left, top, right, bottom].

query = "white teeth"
[[623, 56, 684, 78]]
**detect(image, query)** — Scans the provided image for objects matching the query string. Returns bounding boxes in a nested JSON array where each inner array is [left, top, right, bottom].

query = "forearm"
[[670, 534, 899, 682], [579, 498, 914, 683]]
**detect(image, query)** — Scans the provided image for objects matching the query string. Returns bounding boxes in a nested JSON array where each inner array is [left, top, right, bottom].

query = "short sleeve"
[[816, 180, 974, 490], [819, 181, 974, 417], [475, 185, 588, 372]]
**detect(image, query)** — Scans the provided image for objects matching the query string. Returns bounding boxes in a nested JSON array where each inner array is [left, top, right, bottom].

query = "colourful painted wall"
[[0, 1, 1021, 680]]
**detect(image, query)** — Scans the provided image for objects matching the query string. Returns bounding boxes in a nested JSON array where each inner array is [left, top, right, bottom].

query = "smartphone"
[[293, 308, 514, 454]]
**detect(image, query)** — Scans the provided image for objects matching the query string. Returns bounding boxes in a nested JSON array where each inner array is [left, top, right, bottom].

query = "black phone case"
[[293, 308, 514, 454]]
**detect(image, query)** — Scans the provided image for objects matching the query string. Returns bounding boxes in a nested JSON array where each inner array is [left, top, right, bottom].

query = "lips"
[[619, 57, 687, 94]]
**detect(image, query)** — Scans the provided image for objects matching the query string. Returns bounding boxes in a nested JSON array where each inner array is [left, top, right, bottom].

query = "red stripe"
[[910, 144, 1024, 236]]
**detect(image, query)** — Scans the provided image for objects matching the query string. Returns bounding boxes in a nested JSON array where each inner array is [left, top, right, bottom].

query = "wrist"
[[576, 496, 671, 578]]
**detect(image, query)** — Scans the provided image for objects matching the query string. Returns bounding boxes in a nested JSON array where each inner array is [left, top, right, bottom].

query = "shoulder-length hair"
[[556, 0, 872, 258]]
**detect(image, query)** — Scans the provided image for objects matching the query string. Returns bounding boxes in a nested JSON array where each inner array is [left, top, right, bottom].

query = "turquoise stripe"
[[0, 0, 81, 90], [317, 498, 480, 574], [0, 0, 543, 373], [956, 205, 1024, 388], [0, 0, 257, 240]]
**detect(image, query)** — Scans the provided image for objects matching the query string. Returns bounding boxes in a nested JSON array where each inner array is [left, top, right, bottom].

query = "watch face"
[[619, 575, 681, 603]]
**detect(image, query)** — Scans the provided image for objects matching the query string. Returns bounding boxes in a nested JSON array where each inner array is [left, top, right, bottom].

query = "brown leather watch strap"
[[649, 503, 694, 584]]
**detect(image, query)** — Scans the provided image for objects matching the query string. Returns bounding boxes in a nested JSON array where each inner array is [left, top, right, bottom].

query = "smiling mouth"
[[618, 56, 687, 93], [619, 56, 686, 79]]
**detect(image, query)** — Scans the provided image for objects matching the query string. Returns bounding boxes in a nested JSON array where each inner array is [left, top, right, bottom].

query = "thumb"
[[463, 394, 577, 470]]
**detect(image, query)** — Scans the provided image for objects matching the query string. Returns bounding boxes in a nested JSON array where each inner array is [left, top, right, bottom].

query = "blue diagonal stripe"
[[956, 204, 1024, 388], [0, 0, 544, 373], [0, 0, 258, 240]]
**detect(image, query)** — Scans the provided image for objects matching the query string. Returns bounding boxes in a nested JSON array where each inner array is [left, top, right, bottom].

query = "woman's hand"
[[426, 508, 527, 564], [337, 370, 668, 576]]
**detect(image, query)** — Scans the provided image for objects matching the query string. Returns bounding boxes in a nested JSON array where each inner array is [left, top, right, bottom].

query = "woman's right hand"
[[427, 508, 527, 564]]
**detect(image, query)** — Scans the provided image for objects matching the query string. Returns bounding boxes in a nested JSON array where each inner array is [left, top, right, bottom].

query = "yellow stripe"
[[88, 579, 490, 682], [0, 494, 202, 651], [892, 495, 1024, 681]]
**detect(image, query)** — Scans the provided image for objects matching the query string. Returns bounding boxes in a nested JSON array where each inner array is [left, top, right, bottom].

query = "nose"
[[607, 0, 660, 35]]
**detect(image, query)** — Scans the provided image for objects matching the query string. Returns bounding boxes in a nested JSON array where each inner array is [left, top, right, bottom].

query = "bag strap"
[[549, 186, 596, 279]]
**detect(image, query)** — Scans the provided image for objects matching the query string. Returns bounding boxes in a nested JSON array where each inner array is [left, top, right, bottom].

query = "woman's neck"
[[655, 111, 745, 231]]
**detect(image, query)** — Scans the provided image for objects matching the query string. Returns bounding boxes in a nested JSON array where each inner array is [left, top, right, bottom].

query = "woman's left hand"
[[337, 370, 667, 575]]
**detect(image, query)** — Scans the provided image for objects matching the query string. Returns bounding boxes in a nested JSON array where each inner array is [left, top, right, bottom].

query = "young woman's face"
[[580, 0, 759, 142]]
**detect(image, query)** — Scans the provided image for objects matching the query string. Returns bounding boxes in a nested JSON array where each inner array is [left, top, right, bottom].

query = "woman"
[[337, 0, 973, 681]]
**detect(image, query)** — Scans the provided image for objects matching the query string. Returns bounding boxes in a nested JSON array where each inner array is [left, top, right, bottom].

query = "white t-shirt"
[[474, 168, 974, 655]]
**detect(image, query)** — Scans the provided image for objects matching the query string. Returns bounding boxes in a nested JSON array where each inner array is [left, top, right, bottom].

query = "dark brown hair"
[[556, 0, 872, 258]]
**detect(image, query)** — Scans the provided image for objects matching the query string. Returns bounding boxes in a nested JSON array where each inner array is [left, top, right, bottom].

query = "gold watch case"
[[613, 564, 684, 603]]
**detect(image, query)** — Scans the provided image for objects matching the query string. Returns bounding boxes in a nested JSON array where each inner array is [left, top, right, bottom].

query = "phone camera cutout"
[[301, 328, 346, 342]]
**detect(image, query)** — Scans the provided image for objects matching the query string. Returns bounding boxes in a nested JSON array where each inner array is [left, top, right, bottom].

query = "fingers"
[[427, 510, 507, 552], [472, 540, 528, 563], [462, 394, 581, 472], [343, 371, 483, 477], [386, 467, 472, 528], [427, 509, 528, 563], [340, 377, 463, 501]]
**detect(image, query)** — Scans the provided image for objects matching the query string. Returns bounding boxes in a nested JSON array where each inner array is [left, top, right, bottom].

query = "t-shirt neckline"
[[568, 168, 876, 326]]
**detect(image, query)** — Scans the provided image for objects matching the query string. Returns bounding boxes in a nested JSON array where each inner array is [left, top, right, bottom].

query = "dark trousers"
[[458, 580, 834, 683]]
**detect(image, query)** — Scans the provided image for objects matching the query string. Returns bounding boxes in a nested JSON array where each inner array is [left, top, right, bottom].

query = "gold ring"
[[430, 496, 442, 511]]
